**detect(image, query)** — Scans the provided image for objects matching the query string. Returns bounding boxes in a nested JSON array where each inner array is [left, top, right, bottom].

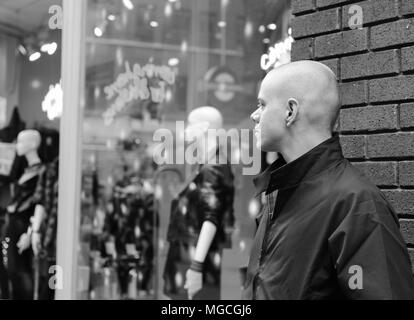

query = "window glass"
[[80, 0, 291, 300], [0, 0, 62, 300]]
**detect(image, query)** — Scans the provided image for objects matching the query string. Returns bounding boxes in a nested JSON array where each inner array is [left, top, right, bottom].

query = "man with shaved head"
[[244, 61, 414, 300]]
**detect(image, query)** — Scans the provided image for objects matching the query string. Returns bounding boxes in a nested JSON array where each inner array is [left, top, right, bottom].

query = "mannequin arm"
[[32, 204, 46, 232], [31, 204, 46, 256], [184, 221, 217, 299], [193, 221, 217, 262]]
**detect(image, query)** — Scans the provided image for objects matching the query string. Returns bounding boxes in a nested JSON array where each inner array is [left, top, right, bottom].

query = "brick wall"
[[291, 0, 414, 272]]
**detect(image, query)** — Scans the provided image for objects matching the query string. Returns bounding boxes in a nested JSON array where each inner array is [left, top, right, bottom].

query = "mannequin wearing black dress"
[[6, 130, 44, 300]]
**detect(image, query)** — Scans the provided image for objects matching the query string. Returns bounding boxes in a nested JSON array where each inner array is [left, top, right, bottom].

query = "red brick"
[[400, 103, 414, 129], [341, 50, 399, 80], [383, 190, 414, 215], [340, 135, 366, 159], [320, 58, 339, 78], [401, 0, 414, 16], [399, 162, 414, 187], [340, 105, 398, 132], [371, 18, 414, 49], [316, 0, 348, 8], [292, 0, 315, 15], [291, 38, 314, 61], [340, 80, 368, 106], [366, 133, 414, 158], [369, 75, 414, 103], [292, 8, 340, 38], [402, 46, 414, 72], [400, 219, 414, 244], [315, 28, 368, 58], [353, 162, 397, 186], [342, 0, 398, 28]]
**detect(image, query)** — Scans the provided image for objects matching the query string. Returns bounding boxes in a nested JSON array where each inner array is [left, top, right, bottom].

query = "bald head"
[[17, 130, 41, 148], [187, 106, 223, 130], [16, 129, 41, 156], [262, 60, 341, 132]]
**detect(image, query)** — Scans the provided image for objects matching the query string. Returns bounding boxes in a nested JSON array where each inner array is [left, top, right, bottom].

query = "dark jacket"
[[243, 135, 414, 300], [33, 158, 59, 257], [166, 163, 235, 248], [163, 161, 235, 299]]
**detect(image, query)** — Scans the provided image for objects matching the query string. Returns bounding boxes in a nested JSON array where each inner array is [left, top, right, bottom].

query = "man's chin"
[[256, 143, 269, 152], [257, 142, 277, 153]]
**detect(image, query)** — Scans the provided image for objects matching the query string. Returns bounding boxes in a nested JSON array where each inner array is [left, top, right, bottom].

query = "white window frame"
[[55, 0, 86, 300]]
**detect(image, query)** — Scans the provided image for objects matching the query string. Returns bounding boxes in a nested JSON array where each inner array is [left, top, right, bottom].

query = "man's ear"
[[286, 98, 299, 127]]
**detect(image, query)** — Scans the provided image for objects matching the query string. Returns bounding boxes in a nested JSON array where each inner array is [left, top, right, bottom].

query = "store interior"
[[0, 0, 292, 300], [0, 0, 62, 300]]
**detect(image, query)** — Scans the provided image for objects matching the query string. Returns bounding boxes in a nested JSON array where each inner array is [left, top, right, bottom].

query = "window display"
[[77, 0, 291, 300], [163, 106, 235, 300], [0, 0, 62, 300], [0, 0, 292, 300]]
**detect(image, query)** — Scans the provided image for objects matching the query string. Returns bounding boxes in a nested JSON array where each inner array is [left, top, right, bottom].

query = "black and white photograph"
[[0, 0, 413, 307]]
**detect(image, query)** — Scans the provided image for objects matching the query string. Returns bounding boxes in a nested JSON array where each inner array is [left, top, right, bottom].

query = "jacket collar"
[[254, 134, 344, 195]]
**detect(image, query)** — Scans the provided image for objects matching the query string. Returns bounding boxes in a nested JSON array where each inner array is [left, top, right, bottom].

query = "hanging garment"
[[6, 162, 44, 300], [163, 160, 235, 300]]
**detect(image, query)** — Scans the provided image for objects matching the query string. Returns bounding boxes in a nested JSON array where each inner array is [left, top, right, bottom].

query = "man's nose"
[[250, 108, 260, 124]]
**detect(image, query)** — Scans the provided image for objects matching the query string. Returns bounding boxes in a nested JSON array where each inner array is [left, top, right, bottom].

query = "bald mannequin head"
[[187, 106, 223, 130], [16, 130, 41, 157], [185, 106, 224, 163], [251, 60, 341, 159], [186, 106, 223, 140]]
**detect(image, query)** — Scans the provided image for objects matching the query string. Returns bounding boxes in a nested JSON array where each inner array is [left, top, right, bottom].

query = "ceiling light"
[[31, 79, 42, 89], [94, 27, 103, 37], [168, 58, 179, 66], [47, 42, 58, 55], [181, 40, 188, 53], [164, 3, 173, 17], [123, 0, 134, 10], [41, 42, 58, 55], [18, 45, 27, 56], [267, 23, 277, 30], [150, 21, 159, 28], [244, 21, 253, 39], [263, 38, 270, 44], [41, 43, 49, 52], [217, 21, 226, 28], [258, 25, 266, 33], [108, 14, 116, 21], [29, 52, 41, 62]]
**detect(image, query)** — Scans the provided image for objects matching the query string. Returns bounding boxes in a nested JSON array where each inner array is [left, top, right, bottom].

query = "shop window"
[[0, 0, 62, 300], [78, 0, 292, 300]]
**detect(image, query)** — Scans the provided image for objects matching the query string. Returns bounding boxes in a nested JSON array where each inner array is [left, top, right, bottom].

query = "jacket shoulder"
[[330, 161, 388, 201], [325, 161, 396, 218]]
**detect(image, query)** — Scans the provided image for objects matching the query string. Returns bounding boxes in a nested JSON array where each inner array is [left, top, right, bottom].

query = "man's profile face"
[[251, 74, 287, 152]]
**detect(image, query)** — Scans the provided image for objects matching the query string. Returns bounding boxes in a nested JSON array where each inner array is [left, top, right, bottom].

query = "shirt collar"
[[254, 134, 344, 195]]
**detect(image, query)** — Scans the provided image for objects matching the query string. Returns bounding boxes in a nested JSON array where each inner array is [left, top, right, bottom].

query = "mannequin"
[[6, 130, 44, 300], [163, 107, 235, 300]]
